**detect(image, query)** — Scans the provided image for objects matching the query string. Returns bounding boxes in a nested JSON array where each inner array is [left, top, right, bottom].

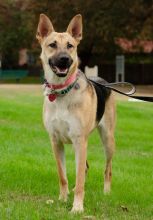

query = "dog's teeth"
[[55, 67, 68, 73]]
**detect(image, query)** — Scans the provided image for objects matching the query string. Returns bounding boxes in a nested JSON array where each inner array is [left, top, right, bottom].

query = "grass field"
[[0, 85, 153, 220]]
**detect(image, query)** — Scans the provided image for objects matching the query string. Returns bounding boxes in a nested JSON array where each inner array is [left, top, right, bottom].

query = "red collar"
[[44, 70, 79, 102], [45, 71, 78, 90]]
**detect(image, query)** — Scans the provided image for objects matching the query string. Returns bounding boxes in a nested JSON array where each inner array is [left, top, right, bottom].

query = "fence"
[[97, 63, 153, 84]]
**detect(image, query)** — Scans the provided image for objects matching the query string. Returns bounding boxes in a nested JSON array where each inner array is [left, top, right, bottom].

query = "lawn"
[[0, 85, 153, 220]]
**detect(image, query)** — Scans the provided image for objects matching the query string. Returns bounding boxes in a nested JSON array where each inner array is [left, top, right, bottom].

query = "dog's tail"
[[85, 160, 89, 175]]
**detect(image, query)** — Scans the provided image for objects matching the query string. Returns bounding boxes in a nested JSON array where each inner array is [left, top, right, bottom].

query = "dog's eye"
[[49, 42, 57, 48], [67, 43, 74, 49]]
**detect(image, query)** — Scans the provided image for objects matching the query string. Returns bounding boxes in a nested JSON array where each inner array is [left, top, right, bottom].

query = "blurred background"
[[0, 0, 153, 84]]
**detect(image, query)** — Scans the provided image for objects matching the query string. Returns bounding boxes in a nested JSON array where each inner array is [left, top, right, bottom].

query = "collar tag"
[[48, 94, 57, 102]]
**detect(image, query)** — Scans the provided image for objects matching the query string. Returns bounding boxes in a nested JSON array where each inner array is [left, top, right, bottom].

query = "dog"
[[36, 14, 116, 213]]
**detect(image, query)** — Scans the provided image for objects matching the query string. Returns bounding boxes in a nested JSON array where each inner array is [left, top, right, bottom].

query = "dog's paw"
[[59, 190, 69, 202], [71, 206, 84, 214], [104, 190, 110, 195], [58, 194, 68, 202], [71, 203, 84, 213], [59, 186, 69, 202]]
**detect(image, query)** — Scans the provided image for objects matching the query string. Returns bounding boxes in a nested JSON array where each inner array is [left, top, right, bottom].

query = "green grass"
[[0, 86, 153, 220]]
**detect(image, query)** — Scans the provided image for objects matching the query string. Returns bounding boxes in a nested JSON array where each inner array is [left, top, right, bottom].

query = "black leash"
[[89, 79, 153, 103]]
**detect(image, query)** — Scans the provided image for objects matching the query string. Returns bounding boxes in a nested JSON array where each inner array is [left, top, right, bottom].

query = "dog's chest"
[[43, 97, 80, 143]]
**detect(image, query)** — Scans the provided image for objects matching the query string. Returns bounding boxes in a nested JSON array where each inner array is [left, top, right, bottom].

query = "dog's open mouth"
[[48, 54, 73, 77], [51, 65, 69, 77]]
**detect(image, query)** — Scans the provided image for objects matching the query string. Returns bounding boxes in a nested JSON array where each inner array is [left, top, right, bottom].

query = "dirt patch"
[[0, 84, 152, 101], [0, 84, 42, 96]]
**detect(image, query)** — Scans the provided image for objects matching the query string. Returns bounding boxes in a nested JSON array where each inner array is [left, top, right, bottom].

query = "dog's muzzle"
[[49, 53, 73, 77]]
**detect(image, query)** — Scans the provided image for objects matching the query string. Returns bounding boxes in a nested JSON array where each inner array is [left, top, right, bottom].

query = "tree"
[[0, 0, 34, 68], [1, 0, 153, 68], [22, 0, 153, 63]]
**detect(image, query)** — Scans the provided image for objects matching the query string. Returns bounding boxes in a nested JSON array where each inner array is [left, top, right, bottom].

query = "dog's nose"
[[59, 55, 69, 63], [49, 53, 73, 69], [57, 53, 73, 68]]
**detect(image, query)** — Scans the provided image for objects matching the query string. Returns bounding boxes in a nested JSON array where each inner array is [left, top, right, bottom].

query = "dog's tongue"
[[55, 66, 68, 74]]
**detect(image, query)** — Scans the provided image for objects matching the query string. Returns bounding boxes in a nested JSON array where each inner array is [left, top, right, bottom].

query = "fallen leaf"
[[46, 199, 54, 205], [120, 205, 129, 212]]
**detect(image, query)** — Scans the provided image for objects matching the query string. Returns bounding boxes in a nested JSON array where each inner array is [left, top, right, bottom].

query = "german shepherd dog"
[[36, 14, 115, 213]]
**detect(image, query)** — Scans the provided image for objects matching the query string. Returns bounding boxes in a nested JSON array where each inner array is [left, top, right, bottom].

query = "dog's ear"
[[66, 14, 82, 43], [36, 14, 54, 43]]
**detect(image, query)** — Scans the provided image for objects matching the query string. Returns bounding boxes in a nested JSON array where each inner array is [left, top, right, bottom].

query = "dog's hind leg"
[[98, 95, 116, 194], [51, 136, 69, 202]]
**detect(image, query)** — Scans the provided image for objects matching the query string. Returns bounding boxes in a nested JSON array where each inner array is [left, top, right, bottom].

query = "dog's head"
[[36, 14, 82, 81]]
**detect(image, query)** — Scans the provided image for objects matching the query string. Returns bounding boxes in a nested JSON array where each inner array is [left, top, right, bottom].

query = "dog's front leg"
[[71, 137, 87, 213], [51, 136, 69, 202]]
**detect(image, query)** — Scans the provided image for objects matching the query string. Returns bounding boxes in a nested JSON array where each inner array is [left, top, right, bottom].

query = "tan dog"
[[36, 14, 115, 213]]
